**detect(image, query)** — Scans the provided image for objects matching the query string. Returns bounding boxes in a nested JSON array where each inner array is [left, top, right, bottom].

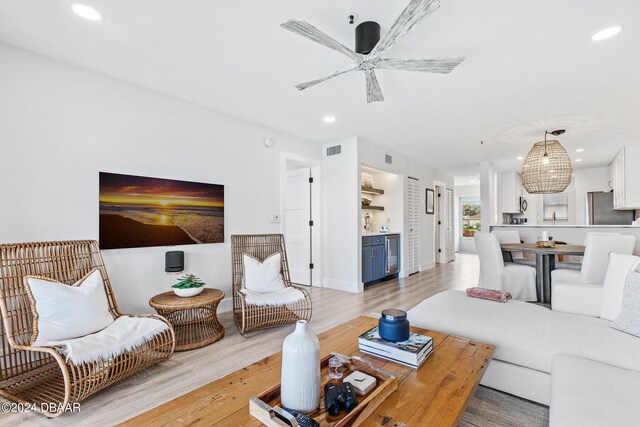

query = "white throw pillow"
[[243, 253, 286, 293], [600, 253, 640, 321], [24, 269, 115, 346]]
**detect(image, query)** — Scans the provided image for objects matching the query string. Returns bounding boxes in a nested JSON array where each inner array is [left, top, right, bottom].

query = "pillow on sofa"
[[243, 253, 286, 293], [611, 269, 640, 338], [600, 253, 640, 321], [24, 269, 115, 346]]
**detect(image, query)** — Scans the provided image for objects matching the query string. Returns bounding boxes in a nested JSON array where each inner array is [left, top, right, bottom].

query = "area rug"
[[459, 386, 549, 427]]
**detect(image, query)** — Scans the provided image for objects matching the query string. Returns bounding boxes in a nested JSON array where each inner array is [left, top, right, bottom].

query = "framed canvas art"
[[99, 172, 224, 249]]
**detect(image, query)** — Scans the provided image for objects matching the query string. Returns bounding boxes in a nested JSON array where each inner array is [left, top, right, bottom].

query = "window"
[[543, 193, 568, 220], [461, 198, 481, 237]]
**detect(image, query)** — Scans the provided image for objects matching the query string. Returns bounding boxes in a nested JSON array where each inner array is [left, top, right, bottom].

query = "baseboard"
[[421, 261, 436, 271], [324, 278, 362, 293]]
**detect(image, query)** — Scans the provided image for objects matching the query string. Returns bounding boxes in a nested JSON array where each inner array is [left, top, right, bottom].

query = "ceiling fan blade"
[[295, 64, 358, 91], [368, 0, 440, 60], [376, 57, 465, 73], [281, 20, 363, 61], [365, 69, 384, 103]]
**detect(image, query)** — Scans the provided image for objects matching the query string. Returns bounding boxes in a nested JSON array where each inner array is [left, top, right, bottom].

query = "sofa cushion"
[[600, 253, 640, 321], [407, 290, 640, 373], [550, 354, 640, 427]]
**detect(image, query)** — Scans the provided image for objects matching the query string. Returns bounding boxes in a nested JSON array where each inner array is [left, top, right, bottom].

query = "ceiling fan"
[[281, 0, 464, 103]]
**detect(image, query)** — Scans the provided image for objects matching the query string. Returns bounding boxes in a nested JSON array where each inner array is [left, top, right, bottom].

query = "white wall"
[[480, 161, 497, 225], [0, 43, 321, 314], [362, 169, 403, 233], [321, 138, 361, 292]]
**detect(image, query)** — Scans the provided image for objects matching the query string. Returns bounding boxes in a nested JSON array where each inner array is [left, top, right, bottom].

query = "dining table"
[[500, 243, 586, 303]]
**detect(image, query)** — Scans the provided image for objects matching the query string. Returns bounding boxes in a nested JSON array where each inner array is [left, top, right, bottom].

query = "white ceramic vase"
[[280, 320, 321, 412]]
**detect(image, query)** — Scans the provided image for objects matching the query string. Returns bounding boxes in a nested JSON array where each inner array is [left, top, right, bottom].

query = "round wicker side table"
[[149, 288, 225, 351]]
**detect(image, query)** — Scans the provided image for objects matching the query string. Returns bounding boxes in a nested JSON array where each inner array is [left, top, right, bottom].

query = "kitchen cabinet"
[[362, 236, 387, 284], [609, 146, 640, 210], [502, 172, 524, 213]]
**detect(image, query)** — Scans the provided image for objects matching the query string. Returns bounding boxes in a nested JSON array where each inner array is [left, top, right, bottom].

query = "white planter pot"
[[173, 287, 204, 297], [280, 320, 321, 413]]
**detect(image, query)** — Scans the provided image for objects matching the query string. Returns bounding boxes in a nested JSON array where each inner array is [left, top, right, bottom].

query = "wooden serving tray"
[[255, 354, 398, 427], [536, 240, 556, 248]]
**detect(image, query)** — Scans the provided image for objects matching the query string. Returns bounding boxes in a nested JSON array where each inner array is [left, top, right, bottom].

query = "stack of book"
[[358, 326, 433, 368]]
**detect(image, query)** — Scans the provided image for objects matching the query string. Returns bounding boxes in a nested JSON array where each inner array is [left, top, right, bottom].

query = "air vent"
[[326, 145, 342, 156], [385, 154, 392, 164]]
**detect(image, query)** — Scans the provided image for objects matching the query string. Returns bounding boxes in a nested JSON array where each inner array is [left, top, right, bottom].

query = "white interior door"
[[284, 168, 311, 286], [406, 177, 420, 274]]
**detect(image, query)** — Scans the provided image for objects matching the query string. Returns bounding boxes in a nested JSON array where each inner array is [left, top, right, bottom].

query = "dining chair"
[[551, 233, 635, 316], [491, 230, 536, 267], [474, 232, 537, 301], [554, 232, 622, 270]]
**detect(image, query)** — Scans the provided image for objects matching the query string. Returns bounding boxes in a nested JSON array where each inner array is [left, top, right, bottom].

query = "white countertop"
[[362, 231, 401, 236]]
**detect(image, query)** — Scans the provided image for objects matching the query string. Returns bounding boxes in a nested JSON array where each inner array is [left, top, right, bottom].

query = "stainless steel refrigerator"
[[587, 191, 635, 225]]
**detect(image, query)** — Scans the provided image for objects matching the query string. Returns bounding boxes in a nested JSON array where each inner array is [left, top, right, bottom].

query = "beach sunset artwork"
[[99, 172, 224, 249]]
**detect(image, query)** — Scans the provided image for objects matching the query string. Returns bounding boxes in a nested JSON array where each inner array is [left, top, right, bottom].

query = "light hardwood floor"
[[0, 254, 479, 426]]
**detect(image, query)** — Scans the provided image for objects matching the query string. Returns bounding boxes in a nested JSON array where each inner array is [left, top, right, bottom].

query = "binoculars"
[[324, 382, 359, 416]]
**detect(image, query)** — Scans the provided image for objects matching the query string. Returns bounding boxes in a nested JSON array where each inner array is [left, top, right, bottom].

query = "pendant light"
[[521, 130, 573, 194]]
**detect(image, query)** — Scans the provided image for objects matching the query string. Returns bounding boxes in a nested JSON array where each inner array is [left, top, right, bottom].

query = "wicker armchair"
[[0, 240, 175, 417], [231, 234, 312, 334]]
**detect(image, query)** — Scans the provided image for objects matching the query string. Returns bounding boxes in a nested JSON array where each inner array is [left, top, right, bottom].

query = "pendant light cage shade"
[[521, 140, 573, 194]]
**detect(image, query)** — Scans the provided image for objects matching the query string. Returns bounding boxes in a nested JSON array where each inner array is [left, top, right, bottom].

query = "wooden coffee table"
[[149, 288, 225, 351], [121, 316, 493, 426]]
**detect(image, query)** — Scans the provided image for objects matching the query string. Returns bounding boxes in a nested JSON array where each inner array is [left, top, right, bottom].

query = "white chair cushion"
[[240, 287, 305, 306], [24, 269, 115, 346], [551, 355, 640, 427], [407, 290, 640, 374], [243, 253, 286, 293], [600, 253, 640, 321], [552, 283, 602, 317]]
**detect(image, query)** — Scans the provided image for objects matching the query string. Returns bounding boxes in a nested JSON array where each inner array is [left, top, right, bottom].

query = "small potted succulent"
[[172, 273, 206, 297]]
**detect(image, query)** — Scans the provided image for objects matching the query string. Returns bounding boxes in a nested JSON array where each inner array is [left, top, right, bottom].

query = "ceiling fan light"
[[521, 139, 573, 194]]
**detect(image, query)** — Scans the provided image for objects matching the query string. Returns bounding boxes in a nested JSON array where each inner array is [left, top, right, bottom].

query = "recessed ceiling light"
[[575, 158, 583, 162], [72, 4, 103, 21], [516, 156, 524, 160], [576, 148, 584, 152], [323, 115, 336, 123], [591, 26, 622, 41]]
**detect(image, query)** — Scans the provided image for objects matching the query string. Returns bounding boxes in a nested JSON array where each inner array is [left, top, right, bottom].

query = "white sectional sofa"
[[408, 290, 640, 426]]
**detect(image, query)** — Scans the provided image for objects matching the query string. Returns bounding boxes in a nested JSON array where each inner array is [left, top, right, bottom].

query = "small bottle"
[[328, 356, 344, 379]]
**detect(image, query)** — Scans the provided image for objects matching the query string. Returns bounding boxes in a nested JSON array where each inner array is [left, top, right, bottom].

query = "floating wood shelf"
[[362, 205, 385, 211], [361, 187, 385, 195]]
